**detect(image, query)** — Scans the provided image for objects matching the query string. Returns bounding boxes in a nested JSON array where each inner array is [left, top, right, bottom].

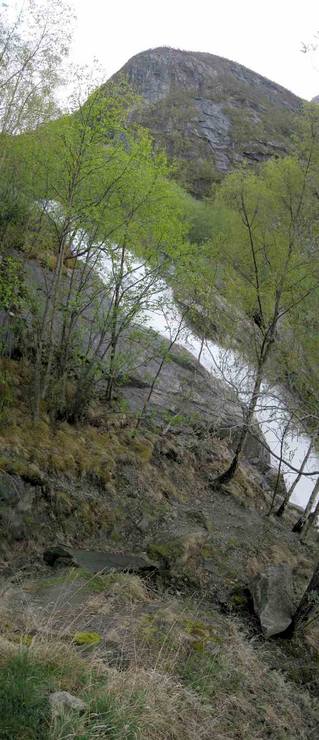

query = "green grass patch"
[[0, 645, 146, 740], [0, 651, 56, 739], [51, 685, 147, 739], [177, 649, 223, 700]]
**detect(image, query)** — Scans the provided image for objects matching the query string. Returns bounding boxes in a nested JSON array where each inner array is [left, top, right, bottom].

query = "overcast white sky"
[[68, 0, 319, 100]]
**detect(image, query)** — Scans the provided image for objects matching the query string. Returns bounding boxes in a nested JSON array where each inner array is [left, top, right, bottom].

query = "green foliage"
[[0, 257, 27, 420], [0, 256, 25, 313], [2, 1, 318, 439], [0, 3, 191, 423], [183, 194, 221, 244], [0, 0, 72, 135], [0, 137, 34, 250], [213, 149, 319, 370], [218, 161, 302, 317], [4, 80, 189, 417], [176, 157, 222, 197]]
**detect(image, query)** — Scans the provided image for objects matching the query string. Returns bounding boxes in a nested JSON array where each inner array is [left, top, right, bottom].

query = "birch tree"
[[213, 142, 319, 485], [0, 0, 72, 135]]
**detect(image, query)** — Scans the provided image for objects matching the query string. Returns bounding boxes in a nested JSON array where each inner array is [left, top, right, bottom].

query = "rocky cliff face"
[[111, 47, 302, 195]]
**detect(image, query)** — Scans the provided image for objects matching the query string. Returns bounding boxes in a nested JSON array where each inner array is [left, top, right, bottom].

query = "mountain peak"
[[111, 47, 302, 195], [116, 46, 300, 106]]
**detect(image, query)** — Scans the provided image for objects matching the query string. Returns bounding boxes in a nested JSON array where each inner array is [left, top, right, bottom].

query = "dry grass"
[[0, 574, 318, 739], [0, 361, 154, 489], [209, 621, 316, 739], [1, 361, 318, 737], [0, 412, 116, 486], [130, 601, 319, 739], [98, 573, 152, 605], [0, 580, 210, 739], [101, 666, 212, 739], [304, 623, 319, 654]]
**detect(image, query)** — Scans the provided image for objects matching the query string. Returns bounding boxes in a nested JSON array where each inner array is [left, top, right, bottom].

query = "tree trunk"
[[268, 419, 290, 515], [276, 439, 313, 517], [213, 361, 264, 485], [300, 495, 319, 542], [293, 560, 319, 633], [105, 332, 118, 403], [135, 309, 188, 431], [292, 477, 319, 534], [105, 243, 126, 403], [213, 300, 279, 488], [41, 222, 71, 401]]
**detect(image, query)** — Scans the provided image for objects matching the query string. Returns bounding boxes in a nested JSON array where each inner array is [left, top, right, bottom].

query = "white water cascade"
[[95, 250, 319, 512], [44, 192, 318, 515]]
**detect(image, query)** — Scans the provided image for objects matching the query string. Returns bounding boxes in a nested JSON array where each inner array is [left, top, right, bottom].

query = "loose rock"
[[250, 564, 294, 638], [49, 691, 86, 717]]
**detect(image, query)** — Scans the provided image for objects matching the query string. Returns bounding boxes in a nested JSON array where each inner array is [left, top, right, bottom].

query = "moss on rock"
[[73, 631, 101, 647]]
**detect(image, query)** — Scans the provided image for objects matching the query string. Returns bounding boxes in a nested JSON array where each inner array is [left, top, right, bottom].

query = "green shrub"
[[0, 255, 26, 314]]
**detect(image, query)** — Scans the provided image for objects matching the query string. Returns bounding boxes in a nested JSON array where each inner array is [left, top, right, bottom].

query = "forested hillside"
[[1, 3, 319, 738]]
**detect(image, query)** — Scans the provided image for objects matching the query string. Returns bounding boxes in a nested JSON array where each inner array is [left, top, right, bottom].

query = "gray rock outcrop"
[[111, 47, 302, 195], [250, 564, 295, 637]]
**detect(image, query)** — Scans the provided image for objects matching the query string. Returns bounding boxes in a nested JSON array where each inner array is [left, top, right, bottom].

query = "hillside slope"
[[111, 47, 303, 194], [1, 352, 319, 738]]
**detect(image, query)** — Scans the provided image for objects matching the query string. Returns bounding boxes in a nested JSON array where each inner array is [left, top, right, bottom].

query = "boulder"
[[250, 564, 294, 638], [70, 549, 158, 574], [242, 424, 271, 472], [43, 545, 77, 568], [49, 691, 86, 717], [44, 546, 159, 573]]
